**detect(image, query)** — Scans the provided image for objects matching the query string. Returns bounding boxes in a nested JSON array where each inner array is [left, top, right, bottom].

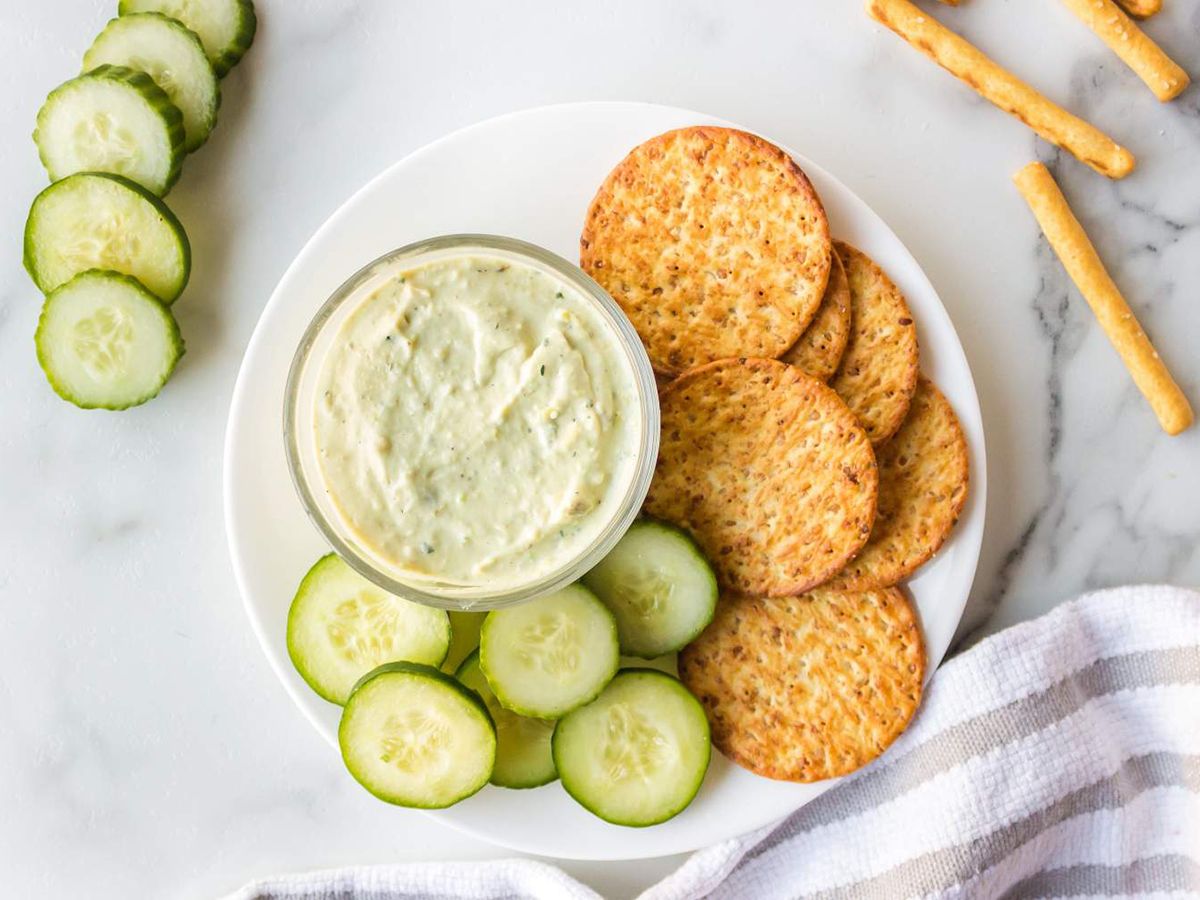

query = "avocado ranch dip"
[[312, 253, 642, 590]]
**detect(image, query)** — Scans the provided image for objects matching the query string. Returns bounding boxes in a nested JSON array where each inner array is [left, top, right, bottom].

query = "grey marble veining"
[[0, 1, 1197, 897]]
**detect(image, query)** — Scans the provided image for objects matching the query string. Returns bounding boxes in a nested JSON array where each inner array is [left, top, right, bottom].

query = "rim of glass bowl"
[[283, 234, 660, 611]]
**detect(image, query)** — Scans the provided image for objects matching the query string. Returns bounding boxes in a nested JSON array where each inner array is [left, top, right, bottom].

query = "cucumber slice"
[[119, 0, 256, 77], [620, 654, 677, 676], [35, 270, 183, 410], [287, 554, 451, 705], [582, 521, 718, 658], [24, 172, 190, 302], [479, 584, 619, 719], [456, 651, 557, 789], [553, 669, 711, 827], [339, 662, 495, 808], [35, 64, 184, 196], [442, 611, 485, 674], [84, 14, 220, 153]]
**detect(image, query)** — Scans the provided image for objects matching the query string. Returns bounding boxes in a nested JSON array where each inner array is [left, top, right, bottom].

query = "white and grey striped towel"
[[229, 585, 1200, 900]]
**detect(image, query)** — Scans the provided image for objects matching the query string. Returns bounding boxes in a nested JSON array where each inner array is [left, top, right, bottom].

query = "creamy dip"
[[312, 252, 642, 590]]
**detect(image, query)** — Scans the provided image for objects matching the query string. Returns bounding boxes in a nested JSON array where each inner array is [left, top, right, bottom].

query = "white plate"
[[224, 101, 987, 861]]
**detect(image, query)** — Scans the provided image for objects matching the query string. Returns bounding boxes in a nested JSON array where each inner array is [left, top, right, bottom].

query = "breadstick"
[[1013, 162, 1193, 435], [1114, 0, 1162, 20], [1060, 0, 1188, 101], [866, 0, 1135, 179]]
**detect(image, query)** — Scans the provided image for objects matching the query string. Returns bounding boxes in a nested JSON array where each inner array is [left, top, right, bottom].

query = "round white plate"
[[224, 101, 987, 861]]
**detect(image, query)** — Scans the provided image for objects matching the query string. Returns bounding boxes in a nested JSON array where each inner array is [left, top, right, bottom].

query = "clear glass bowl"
[[284, 235, 660, 611]]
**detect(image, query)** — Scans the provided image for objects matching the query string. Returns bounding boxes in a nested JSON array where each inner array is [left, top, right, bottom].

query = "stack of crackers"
[[580, 126, 970, 782]]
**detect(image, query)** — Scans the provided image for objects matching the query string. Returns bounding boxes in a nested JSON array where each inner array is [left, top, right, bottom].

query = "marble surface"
[[0, 1, 1196, 897]]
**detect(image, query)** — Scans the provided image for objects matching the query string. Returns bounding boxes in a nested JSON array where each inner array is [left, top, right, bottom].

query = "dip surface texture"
[[313, 253, 641, 589]]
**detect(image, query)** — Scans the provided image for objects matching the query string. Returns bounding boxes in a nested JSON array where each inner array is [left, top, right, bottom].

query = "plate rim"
[[223, 99, 987, 861]]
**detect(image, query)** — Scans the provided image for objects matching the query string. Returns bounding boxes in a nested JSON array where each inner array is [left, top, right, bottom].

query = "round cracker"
[[780, 248, 852, 381], [679, 587, 925, 782], [829, 241, 920, 445], [826, 377, 969, 590], [580, 126, 832, 376], [644, 358, 877, 597]]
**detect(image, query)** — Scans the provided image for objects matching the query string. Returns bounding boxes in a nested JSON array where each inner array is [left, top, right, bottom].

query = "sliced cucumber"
[[339, 662, 495, 808], [24, 172, 190, 302], [582, 521, 718, 658], [84, 14, 220, 153], [287, 554, 451, 705], [479, 584, 619, 719], [553, 669, 711, 827], [35, 269, 183, 410], [442, 610, 485, 674], [456, 651, 557, 789], [119, 0, 256, 77], [620, 654, 677, 676], [35, 65, 184, 196]]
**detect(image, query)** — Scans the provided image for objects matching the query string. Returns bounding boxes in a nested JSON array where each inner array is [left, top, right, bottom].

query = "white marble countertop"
[[1, 1, 1197, 897]]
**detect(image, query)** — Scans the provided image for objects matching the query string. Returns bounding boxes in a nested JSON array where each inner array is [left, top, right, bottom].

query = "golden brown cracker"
[[679, 587, 925, 782], [580, 126, 832, 376], [780, 248, 852, 382], [829, 241, 920, 445], [644, 358, 878, 597], [826, 377, 969, 590]]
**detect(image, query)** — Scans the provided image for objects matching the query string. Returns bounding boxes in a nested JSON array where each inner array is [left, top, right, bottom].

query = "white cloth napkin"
[[227, 585, 1200, 900]]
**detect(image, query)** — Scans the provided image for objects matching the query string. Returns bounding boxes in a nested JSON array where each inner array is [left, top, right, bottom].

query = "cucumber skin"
[[348, 660, 489, 715], [552, 668, 711, 828], [287, 553, 452, 705], [441, 610, 485, 674], [34, 269, 184, 410], [478, 584, 620, 720], [340, 661, 497, 809], [455, 650, 558, 790], [23, 172, 192, 302], [83, 13, 222, 154], [118, 0, 257, 77], [219, 0, 257, 76], [35, 64, 186, 196], [583, 518, 718, 659]]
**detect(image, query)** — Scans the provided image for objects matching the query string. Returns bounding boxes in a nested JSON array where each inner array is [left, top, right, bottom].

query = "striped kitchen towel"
[[228, 585, 1200, 900]]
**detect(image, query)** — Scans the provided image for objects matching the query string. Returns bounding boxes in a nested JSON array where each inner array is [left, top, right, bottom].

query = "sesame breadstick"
[[866, 0, 1135, 178], [1059, 0, 1187, 101], [1014, 162, 1193, 435], [1114, 0, 1162, 20]]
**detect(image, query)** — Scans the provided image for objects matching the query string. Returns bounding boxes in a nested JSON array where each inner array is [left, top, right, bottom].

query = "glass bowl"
[[284, 234, 659, 611]]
